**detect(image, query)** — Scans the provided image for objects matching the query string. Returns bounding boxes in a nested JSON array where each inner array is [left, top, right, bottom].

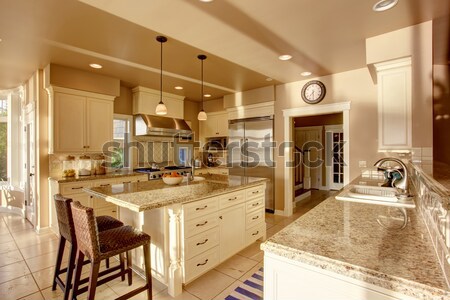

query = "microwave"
[[204, 137, 227, 151]]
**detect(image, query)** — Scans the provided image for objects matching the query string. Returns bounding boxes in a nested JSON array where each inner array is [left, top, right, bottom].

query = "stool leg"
[[86, 261, 101, 300], [143, 244, 152, 300], [119, 253, 126, 281], [71, 250, 84, 300], [62, 243, 77, 300], [126, 251, 132, 286], [106, 258, 110, 269], [52, 237, 66, 291]]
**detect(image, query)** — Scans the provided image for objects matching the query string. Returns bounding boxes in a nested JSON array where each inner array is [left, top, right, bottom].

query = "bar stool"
[[52, 194, 125, 300], [70, 201, 152, 300]]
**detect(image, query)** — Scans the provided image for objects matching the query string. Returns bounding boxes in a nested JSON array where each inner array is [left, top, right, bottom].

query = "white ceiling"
[[0, 0, 449, 101]]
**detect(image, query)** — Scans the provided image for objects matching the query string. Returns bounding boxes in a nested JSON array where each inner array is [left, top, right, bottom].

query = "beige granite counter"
[[49, 170, 146, 183], [262, 189, 450, 299], [84, 174, 268, 212]]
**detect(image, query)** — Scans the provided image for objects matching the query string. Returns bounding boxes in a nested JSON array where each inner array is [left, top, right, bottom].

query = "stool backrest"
[[70, 201, 101, 261], [53, 194, 75, 244]]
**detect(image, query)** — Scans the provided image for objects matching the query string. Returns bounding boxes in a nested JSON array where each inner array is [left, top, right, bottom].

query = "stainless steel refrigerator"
[[227, 116, 275, 212]]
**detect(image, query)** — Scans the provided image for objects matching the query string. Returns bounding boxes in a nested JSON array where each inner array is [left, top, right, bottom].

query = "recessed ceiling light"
[[266, 78, 273, 81], [373, 0, 398, 12], [199, 0, 214, 2], [0, 38, 2, 42], [301, 71, 312, 77], [174, 86, 183, 90], [278, 54, 292, 61], [204, 94, 211, 98], [89, 63, 102, 69]]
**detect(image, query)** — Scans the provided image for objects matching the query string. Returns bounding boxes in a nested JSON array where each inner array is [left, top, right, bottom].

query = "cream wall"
[[203, 98, 224, 113], [114, 85, 133, 115], [184, 100, 200, 141]]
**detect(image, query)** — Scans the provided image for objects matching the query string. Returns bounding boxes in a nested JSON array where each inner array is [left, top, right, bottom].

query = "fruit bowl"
[[162, 176, 183, 185]]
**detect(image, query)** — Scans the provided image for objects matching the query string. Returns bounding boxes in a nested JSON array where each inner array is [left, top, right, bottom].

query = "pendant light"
[[155, 36, 168, 115], [197, 54, 207, 121]]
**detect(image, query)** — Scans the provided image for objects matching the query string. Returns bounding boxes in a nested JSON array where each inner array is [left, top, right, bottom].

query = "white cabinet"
[[50, 86, 114, 153], [132, 86, 185, 119], [219, 203, 245, 261], [200, 111, 229, 138], [374, 57, 412, 151]]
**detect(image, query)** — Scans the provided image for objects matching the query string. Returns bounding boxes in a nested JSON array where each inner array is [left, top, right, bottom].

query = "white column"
[[167, 204, 182, 297]]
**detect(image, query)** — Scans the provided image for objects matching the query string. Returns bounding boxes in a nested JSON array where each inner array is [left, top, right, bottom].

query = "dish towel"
[[225, 267, 264, 300]]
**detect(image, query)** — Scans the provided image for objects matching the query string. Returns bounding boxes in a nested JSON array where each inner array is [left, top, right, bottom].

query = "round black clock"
[[301, 80, 326, 104]]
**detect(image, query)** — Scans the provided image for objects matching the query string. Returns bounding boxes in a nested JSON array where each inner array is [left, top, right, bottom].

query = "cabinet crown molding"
[[49, 86, 116, 101], [374, 56, 411, 72], [132, 86, 185, 101]]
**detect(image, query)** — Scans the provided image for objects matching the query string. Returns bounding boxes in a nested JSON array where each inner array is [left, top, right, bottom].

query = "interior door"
[[296, 127, 322, 190], [25, 117, 36, 226]]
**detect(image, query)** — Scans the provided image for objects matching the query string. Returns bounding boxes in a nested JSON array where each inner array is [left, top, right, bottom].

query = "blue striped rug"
[[225, 267, 264, 300]]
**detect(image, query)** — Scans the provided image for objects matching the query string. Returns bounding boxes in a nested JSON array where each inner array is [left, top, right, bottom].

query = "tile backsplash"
[[411, 163, 450, 287]]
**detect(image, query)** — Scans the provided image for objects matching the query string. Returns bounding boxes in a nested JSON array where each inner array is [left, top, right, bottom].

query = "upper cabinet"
[[374, 57, 412, 151], [48, 86, 114, 153], [132, 86, 185, 119], [200, 111, 229, 138]]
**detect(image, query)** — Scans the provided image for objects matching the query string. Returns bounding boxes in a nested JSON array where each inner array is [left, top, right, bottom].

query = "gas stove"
[[134, 166, 192, 180]]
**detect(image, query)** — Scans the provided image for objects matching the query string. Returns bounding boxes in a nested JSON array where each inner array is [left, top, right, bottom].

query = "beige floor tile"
[[41, 282, 117, 300], [238, 241, 263, 262], [265, 213, 287, 225], [214, 255, 258, 279], [20, 239, 61, 260], [0, 249, 24, 268], [184, 269, 235, 300], [153, 288, 200, 300], [266, 224, 285, 238], [18, 291, 45, 300], [25, 249, 68, 273], [15, 232, 58, 249], [0, 232, 14, 244], [0, 260, 30, 284], [0, 274, 39, 299], [238, 261, 263, 282], [0, 226, 10, 235], [213, 280, 243, 299], [32, 266, 56, 290], [0, 240, 18, 254]]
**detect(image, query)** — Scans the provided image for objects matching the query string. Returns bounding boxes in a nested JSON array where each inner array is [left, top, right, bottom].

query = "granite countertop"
[[49, 170, 145, 183], [261, 180, 450, 299], [84, 174, 268, 212]]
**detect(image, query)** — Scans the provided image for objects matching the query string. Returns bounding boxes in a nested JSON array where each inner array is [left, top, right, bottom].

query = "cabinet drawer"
[[246, 197, 264, 213], [246, 207, 265, 229], [218, 190, 245, 209], [184, 246, 219, 283], [183, 197, 218, 221], [184, 212, 219, 238], [115, 175, 147, 184], [92, 179, 115, 188], [184, 227, 219, 260], [246, 185, 265, 200], [95, 206, 118, 219], [60, 182, 92, 195], [245, 223, 266, 245]]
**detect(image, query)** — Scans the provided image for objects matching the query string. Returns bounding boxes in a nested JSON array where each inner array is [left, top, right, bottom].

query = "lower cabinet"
[[181, 184, 266, 283]]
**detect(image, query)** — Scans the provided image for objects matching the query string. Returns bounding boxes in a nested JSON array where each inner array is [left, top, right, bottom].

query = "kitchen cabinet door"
[[200, 111, 229, 139], [53, 92, 86, 152], [216, 112, 229, 136], [219, 203, 245, 261], [86, 97, 113, 152]]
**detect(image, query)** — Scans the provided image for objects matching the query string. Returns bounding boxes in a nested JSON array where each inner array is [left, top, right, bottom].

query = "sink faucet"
[[374, 158, 409, 196], [188, 158, 195, 182]]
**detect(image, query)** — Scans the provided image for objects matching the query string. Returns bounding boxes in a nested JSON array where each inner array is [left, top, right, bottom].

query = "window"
[[112, 115, 132, 169], [0, 98, 7, 181]]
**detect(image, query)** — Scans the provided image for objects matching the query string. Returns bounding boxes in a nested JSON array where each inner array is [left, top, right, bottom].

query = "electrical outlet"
[[358, 161, 367, 168]]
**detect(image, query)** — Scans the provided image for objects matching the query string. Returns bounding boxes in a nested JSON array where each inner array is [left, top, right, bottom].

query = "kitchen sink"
[[335, 184, 415, 208]]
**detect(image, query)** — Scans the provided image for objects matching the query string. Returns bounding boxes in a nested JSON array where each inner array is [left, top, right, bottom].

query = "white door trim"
[[283, 101, 351, 216]]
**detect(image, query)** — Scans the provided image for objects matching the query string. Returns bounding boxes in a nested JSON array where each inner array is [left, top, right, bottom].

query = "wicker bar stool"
[[70, 201, 152, 300], [52, 194, 125, 300]]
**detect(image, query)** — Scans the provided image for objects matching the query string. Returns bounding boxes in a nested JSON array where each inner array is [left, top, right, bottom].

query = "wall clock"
[[301, 80, 326, 104]]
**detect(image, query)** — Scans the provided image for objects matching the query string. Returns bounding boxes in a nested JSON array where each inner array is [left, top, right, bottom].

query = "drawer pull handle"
[[196, 239, 209, 246], [112, 211, 116, 213], [196, 205, 208, 211], [196, 221, 208, 227], [252, 202, 260, 207], [252, 216, 259, 220], [100, 184, 111, 187], [252, 231, 259, 236], [71, 187, 83, 190], [122, 181, 131, 184], [228, 197, 237, 201], [252, 191, 260, 194], [197, 259, 209, 267]]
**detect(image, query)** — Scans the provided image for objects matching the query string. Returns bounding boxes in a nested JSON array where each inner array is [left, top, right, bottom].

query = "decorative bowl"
[[162, 176, 183, 185]]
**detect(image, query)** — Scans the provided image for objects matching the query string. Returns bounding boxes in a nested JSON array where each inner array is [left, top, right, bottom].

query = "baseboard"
[[35, 226, 53, 235], [274, 209, 285, 216], [294, 190, 311, 203], [294, 184, 303, 190], [0, 206, 24, 217]]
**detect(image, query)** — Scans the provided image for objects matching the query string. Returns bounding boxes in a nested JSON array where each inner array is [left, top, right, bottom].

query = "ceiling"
[[0, 0, 449, 102]]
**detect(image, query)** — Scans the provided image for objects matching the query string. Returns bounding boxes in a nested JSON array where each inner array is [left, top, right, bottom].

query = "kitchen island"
[[261, 176, 450, 300], [84, 174, 268, 296]]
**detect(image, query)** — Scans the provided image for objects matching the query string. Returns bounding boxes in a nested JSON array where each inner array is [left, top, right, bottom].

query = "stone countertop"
[[83, 174, 268, 212], [261, 179, 450, 299], [49, 170, 146, 183]]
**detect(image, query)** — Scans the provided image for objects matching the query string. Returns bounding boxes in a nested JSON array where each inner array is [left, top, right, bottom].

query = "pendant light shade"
[[197, 54, 207, 121], [156, 36, 168, 116]]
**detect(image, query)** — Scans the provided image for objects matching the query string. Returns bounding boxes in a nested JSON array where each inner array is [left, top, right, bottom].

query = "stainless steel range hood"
[[134, 114, 192, 138]]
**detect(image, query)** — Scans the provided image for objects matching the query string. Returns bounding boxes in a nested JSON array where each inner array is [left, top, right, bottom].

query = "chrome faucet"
[[374, 158, 410, 196], [188, 158, 195, 182]]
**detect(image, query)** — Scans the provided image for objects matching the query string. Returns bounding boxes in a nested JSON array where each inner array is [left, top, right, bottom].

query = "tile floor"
[[0, 190, 333, 300]]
